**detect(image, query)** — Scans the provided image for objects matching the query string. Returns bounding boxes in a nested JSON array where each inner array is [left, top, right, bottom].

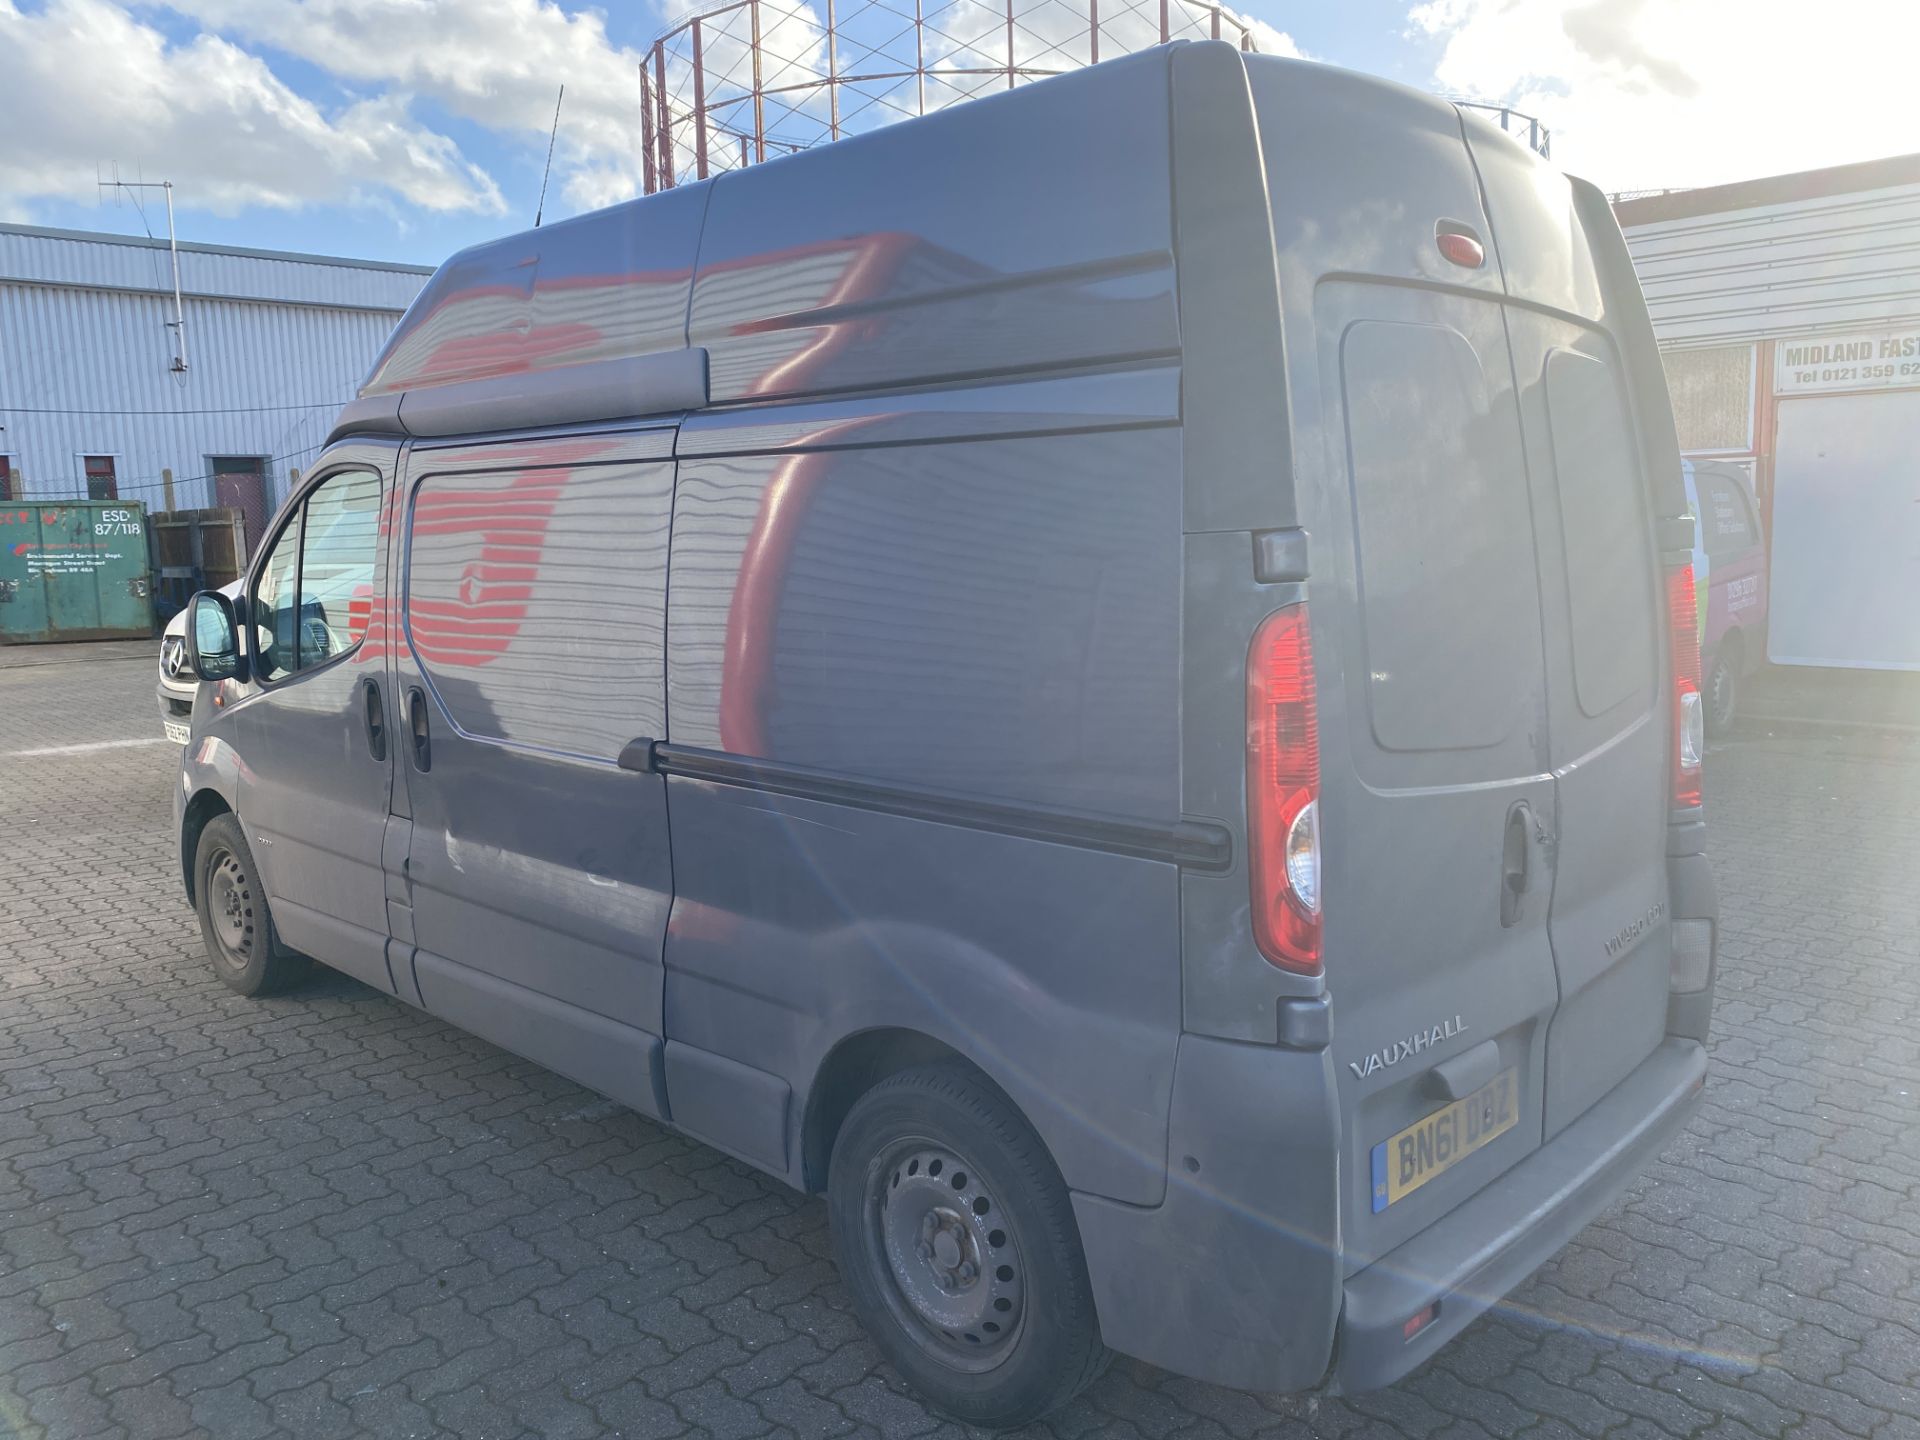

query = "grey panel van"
[[175, 42, 1717, 1427]]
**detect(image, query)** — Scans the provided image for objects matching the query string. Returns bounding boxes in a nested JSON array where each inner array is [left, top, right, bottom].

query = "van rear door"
[[1463, 122, 1675, 1137], [1310, 277, 1561, 1265], [1242, 59, 1566, 1268]]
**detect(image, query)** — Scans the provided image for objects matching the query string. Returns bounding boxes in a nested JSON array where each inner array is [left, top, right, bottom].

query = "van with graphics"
[[1683, 458, 1768, 731], [173, 43, 1717, 1427]]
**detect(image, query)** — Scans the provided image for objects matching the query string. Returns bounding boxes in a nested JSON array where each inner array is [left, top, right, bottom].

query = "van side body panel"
[[1074, 1034, 1342, 1393], [1686, 458, 1769, 675], [655, 58, 1191, 1205], [686, 49, 1178, 407], [662, 374, 1185, 1200], [662, 782, 1183, 1200]]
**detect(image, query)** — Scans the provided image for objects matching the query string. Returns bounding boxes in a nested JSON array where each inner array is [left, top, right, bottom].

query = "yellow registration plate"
[[1370, 1067, 1518, 1212]]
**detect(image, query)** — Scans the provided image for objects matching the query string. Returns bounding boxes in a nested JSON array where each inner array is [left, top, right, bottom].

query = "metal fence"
[[639, 0, 1257, 192], [637, 0, 1552, 194], [1455, 99, 1551, 161]]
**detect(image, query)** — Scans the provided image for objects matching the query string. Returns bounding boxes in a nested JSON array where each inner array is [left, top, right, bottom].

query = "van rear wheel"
[[828, 1062, 1109, 1428], [1706, 636, 1741, 734], [194, 814, 308, 997]]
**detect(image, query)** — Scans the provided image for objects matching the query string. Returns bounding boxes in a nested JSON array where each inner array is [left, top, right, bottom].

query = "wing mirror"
[[184, 590, 250, 685]]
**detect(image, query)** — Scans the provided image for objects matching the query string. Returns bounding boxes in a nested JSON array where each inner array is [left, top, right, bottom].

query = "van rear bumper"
[[1336, 1036, 1705, 1391]]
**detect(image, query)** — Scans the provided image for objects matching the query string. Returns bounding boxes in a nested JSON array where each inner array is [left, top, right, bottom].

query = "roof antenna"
[[534, 84, 565, 227]]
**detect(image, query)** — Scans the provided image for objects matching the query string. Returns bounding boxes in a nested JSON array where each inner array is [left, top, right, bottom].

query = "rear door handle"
[[361, 676, 387, 762], [1500, 802, 1531, 927], [406, 686, 431, 773]]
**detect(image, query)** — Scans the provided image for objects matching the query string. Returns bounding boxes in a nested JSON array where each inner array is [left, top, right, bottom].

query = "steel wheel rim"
[[205, 847, 255, 970], [865, 1138, 1026, 1372]]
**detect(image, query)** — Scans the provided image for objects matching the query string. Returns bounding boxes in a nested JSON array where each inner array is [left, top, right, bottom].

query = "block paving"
[[2, 647, 1916, 1439]]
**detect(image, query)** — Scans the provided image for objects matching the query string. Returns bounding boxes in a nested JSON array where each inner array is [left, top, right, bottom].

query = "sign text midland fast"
[[1775, 329, 1920, 394]]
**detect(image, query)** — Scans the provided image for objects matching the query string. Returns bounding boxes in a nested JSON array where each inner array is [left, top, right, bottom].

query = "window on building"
[[1661, 345, 1754, 453], [83, 456, 118, 501], [0, 457, 13, 503]]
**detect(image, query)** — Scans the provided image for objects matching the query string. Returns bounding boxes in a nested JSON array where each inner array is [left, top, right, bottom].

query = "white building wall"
[[1623, 179, 1920, 347], [0, 224, 429, 512], [1620, 159, 1920, 672], [0, 226, 426, 313]]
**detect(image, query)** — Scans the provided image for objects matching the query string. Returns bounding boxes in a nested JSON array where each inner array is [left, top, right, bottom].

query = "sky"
[[1, 0, 1917, 268]]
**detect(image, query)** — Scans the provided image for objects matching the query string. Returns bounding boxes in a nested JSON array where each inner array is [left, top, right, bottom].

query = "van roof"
[[332, 44, 1615, 462]]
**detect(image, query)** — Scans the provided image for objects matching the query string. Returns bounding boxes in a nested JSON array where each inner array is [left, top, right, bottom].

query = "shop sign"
[[1775, 330, 1920, 394]]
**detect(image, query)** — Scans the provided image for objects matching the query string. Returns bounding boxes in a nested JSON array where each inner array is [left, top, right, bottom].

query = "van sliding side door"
[[386, 427, 679, 1121]]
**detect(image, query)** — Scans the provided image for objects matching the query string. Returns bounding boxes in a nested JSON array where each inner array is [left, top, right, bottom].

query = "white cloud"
[[161, 0, 670, 213], [1411, 0, 1920, 192], [0, 0, 504, 216], [206, 0, 1289, 205], [1, 0, 1309, 228], [1240, 16, 1304, 59]]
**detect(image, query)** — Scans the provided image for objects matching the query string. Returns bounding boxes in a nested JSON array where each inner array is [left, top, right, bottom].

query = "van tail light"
[[1247, 604, 1321, 974], [1666, 564, 1704, 809]]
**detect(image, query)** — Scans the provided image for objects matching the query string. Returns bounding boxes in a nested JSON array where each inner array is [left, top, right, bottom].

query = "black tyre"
[[1705, 637, 1740, 734], [193, 814, 309, 997], [827, 1062, 1110, 1428]]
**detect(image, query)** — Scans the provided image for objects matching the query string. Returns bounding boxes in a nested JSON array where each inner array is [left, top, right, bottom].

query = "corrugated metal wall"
[[1624, 181, 1920, 347], [0, 225, 427, 311], [0, 225, 429, 512]]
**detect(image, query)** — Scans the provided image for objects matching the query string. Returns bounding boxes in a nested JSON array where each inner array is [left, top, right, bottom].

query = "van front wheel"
[[194, 814, 309, 997], [828, 1062, 1109, 1428]]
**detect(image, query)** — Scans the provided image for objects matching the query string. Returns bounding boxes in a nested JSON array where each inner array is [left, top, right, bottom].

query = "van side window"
[[405, 460, 671, 760], [250, 468, 381, 681], [252, 526, 300, 684], [1543, 349, 1655, 719], [297, 472, 381, 666]]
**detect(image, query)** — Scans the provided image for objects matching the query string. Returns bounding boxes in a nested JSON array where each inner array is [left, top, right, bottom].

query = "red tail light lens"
[[1247, 604, 1321, 974], [1666, 564, 1703, 809], [1436, 231, 1485, 269]]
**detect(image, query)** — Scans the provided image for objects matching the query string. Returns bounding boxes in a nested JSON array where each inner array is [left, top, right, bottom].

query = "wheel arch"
[[180, 789, 233, 903], [1714, 624, 1745, 669], [803, 1027, 1013, 1193]]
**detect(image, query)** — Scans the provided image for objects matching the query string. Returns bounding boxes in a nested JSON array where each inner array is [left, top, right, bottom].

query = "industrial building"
[[1618, 155, 1920, 671], [0, 223, 429, 553]]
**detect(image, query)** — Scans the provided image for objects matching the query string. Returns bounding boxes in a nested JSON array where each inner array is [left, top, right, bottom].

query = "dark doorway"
[[210, 456, 270, 558], [84, 455, 118, 501]]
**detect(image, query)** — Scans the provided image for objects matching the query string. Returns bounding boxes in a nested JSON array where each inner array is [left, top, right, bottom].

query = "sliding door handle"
[[406, 686, 431, 772], [360, 676, 387, 762]]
